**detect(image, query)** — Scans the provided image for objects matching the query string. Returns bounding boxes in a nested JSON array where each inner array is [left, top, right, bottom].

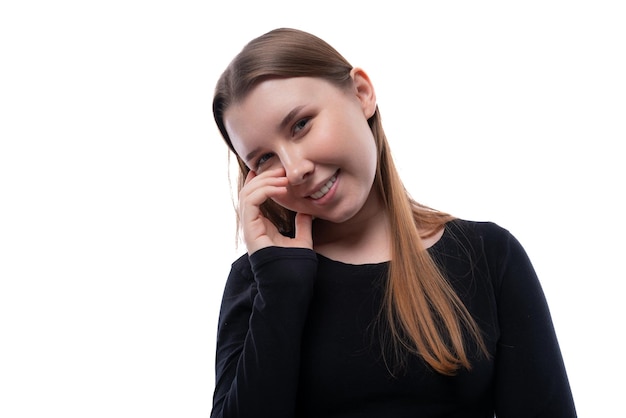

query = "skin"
[[223, 69, 392, 263]]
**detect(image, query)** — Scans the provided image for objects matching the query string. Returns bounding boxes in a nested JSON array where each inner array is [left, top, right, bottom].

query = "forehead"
[[227, 77, 338, 119], [223, 77, 346, 147]]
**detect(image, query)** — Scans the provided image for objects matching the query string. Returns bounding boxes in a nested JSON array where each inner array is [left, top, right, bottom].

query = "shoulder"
[[442, 218, 516, 253], [226, 246, 318, 288], [446, 218, 511, 239], [437, 219, 531, 279], [444, 218, 537, 287], [219, 252, 255, 302], [230, 251, 253, 279]]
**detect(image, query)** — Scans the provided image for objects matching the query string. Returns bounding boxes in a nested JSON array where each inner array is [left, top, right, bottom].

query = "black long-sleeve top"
[[210, 220, 576, 417]]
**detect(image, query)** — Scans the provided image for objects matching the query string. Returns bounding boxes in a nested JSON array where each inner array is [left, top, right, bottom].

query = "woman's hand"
[[238, 168, 313, 255]]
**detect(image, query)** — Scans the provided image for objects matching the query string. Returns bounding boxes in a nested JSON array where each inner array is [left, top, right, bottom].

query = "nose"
[[279, 146, 314, 186]]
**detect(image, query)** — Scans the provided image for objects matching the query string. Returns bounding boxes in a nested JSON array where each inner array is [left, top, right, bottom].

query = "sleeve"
[[210, 246, 318, 418], [492, 229, 577, 417]]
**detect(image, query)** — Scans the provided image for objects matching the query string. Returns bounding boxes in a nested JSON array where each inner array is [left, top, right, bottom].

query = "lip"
[[307, 170, 339, 203]]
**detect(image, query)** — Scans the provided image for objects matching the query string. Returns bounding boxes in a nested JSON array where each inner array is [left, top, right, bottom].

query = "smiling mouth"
[[309, 173, 337, 200]]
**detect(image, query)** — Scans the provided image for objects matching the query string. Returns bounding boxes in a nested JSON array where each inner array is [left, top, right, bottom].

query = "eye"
[[292, 118, 310, 135], [255, 152, 274, 170]]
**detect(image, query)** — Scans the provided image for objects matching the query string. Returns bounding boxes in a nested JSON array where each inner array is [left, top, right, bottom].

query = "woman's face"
[[223, 72, 379, 224]]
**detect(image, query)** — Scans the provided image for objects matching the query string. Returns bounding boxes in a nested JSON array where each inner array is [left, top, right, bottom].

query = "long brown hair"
[[213, 28, 487, 375]]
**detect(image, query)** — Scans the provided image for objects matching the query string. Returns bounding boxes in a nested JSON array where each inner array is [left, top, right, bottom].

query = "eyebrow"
[[279, 105, 305, 132], [244, 147, 261, 165], [244, 105, 306, 163]]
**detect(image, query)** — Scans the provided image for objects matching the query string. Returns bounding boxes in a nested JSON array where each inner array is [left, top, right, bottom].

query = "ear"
[[350, 68, 377, 119]]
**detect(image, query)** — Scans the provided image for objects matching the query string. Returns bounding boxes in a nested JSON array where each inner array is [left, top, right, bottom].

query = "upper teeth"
[[310, 175, 337, 200]]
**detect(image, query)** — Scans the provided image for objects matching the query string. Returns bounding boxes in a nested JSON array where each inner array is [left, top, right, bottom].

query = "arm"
[[492, 230, 577, 417], [210, 246, 317, 418]]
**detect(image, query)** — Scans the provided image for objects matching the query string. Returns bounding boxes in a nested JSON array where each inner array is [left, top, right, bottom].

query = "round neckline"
[[314, 223, 448, 267]]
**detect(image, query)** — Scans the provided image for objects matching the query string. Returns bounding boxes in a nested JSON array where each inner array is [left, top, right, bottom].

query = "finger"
[[240, 177, 288, 206], [244, 169, 256, 184], [245, 167, 285, 182], [238, 178, 289, 229], [293, 212, 313, 248]]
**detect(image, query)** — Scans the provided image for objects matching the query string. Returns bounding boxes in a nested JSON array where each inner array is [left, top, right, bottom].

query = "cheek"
[[340, 122, 378, 170], [312, 122, 338, 150], [315, 118, 364, 158]]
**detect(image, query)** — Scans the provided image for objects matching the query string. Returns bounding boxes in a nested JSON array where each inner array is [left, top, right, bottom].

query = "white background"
[[1, 1, 624, 417]]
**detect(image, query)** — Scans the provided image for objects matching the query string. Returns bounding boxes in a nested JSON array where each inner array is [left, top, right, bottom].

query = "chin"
[[320, 207, 363, 225]]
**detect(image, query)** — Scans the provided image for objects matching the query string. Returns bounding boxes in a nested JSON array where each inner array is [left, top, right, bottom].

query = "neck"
[[312, 191, 391, 264]]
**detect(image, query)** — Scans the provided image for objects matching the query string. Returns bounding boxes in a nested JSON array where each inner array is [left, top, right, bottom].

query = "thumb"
[[293, 212, 313, 248]]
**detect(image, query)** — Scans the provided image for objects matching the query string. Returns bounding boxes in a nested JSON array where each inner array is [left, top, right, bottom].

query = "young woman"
[[210, 28, 576, 417]]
